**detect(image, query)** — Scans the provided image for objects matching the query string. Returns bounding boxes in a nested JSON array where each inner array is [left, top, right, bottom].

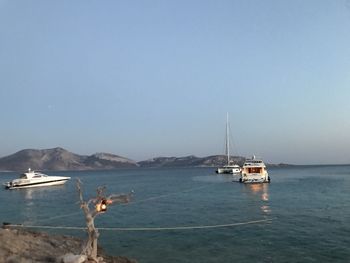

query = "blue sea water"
[[1, 166, 350, 262]]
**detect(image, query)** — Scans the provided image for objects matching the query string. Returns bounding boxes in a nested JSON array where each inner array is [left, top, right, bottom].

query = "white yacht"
[[240, 156, 270, 183], [4, 168, 71, 190], [216, 113, 241, 174]]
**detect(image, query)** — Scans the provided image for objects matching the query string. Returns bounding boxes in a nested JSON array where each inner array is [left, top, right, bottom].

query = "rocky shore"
[[0, 227, 137, 263]]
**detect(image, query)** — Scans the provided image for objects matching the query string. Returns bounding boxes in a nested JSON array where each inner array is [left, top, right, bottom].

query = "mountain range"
[[0, 147, 265, 172], [0, 148, 138, 171]]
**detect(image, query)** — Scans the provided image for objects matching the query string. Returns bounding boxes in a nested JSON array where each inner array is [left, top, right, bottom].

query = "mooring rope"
[[35, 184, 213, 223], [6, 218, 272, 232], [130, 184, 212, 205]]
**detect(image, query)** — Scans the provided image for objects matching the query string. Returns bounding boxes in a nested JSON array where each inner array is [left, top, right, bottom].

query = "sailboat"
[[216, 113, 241, 174]]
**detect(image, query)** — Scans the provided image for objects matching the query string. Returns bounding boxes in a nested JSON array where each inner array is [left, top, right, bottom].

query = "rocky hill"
[[84, 153, 139, 169], [138, 155, 246, 168], [0, 148, 138, 171], [0, 147, 286, 171]]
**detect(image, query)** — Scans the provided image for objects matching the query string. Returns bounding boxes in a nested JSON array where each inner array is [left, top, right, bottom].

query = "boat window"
[[33, 175, 43, 178], [20, 174, 27, 179], [248, 167, 262, 173]]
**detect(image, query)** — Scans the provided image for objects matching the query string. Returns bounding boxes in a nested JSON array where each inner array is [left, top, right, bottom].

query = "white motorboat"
[[216, 113, 241, 174], [4, 168, 71, 189], [240, 156, 270, 183]]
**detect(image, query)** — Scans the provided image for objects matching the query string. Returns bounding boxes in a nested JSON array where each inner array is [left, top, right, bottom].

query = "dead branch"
[[75, 179, 133, 262]]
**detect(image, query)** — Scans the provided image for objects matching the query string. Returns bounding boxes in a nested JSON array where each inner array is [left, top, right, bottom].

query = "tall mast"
[[226, 112, 230, 165]]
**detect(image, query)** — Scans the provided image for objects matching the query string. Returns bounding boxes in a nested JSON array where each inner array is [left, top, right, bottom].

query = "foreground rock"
[[0, 228, 137, 263]]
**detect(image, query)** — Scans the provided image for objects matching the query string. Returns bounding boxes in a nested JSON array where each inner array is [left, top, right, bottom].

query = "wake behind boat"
[[4, 168, 71, 190]]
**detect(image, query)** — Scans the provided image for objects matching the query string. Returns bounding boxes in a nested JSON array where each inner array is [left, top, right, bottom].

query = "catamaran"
[[216, 113, 241, 174]]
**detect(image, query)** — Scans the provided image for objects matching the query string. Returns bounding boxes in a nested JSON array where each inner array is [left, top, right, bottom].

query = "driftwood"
[[76, 179, 133, 262]]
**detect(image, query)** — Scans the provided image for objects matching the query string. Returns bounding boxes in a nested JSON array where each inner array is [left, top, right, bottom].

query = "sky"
[[1, 0, 350, 164]]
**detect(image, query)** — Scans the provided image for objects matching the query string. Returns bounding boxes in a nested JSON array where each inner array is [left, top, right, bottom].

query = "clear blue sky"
[[1, 0, 350, 164]]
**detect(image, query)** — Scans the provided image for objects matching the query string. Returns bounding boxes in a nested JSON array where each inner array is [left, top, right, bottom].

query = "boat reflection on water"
[[19, 185, 66, 201], [18, 186, 69, 225], [245, 183, 271, 215]]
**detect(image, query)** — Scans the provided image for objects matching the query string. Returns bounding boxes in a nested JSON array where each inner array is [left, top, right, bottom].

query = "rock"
[[58, 253, 87, 263], [0, 228, 137, 263], [5, 255, 32, 263]]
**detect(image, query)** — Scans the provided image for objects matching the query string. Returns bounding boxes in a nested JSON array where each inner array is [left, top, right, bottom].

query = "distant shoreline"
[[1, 163, 350, 173], [1, 147, 349, 172]]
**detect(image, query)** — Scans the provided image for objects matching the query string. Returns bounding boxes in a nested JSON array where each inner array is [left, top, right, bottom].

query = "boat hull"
[[240, 173, 270, 184], [5, 179, 70, 190], [216, 168, 233, 174], [241, 178, 270, 184], [216, 166, 241, 174]]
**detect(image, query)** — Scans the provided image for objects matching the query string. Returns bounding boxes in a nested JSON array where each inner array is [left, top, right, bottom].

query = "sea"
[[1, 166, 350, 263]]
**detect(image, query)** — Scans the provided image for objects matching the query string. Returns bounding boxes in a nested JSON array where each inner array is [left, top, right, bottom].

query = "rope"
[[35, 211, 82, 223], [6, 218, 272, 232], [130, 185, 211, 205], [35, 184, 213, 223]]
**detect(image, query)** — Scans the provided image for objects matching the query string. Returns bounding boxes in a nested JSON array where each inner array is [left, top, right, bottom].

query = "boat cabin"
[[243, 167, 264, 174], [20, 169, 47, 180]]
